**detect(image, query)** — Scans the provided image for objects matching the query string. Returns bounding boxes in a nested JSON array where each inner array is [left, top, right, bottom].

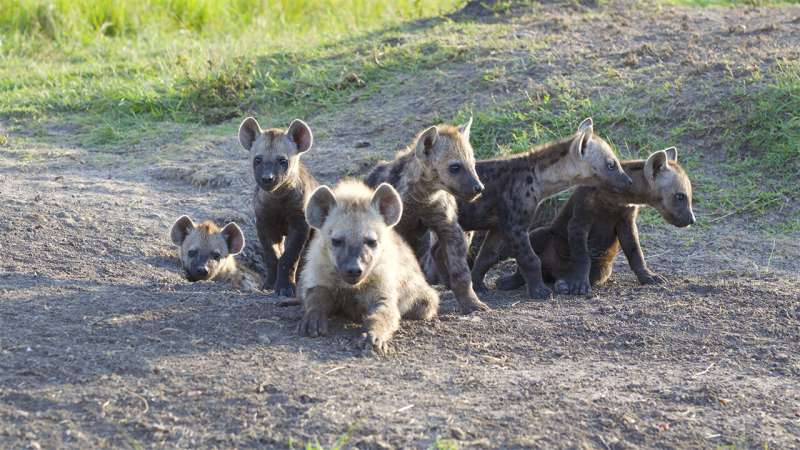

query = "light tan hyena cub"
[[170, 216, 259, 291], [298, 180, 439, 355]]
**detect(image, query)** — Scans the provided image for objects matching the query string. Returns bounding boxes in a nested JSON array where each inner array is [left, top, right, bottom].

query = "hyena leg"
[[275, 222, 309, 298], [434, 223, 490, 314], [256, 223, 279, 291], [297, 286, 335, 337], [361, 298, 401, 356], [509, 225, 551, 300], [470, 229, 506, 292], [402, 284, 439, 321]]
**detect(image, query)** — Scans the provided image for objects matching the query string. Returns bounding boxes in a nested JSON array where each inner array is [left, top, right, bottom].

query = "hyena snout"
[[335, 246, 369, 285], [453, 172, 485, 200], [186, 263, 212, 281]]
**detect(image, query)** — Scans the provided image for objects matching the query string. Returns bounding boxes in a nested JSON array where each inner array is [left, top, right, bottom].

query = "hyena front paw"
[[261, 276, 276, 292], [274, 281, 296, 298], [359, 331, 390, 356], [528, 283, 553, 300], [458, 293, 491, 314], [638, 271, 667, 285], [297, 311, 328, 337]]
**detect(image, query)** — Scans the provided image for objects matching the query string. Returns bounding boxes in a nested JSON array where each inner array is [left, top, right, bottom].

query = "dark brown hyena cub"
[[454, 118, 633, 300], [366, 118, 488, 314], [495, 147, 695, 294], [170, 216, 259, 291], [238, 117, 319, 297], [297, 180, 439, 355]]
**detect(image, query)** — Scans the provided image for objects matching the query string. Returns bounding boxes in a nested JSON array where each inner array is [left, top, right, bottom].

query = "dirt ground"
[[1, 2, 799, 449]]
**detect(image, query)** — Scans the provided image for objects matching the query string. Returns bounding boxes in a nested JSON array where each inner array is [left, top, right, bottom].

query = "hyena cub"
[[238, 117, 319, 297], [366, 119, 487, 314], [496, 147, 695, 294], [170, 216, 259, 291], [297, 180, 439, 355], [454, 118, 633, 299]]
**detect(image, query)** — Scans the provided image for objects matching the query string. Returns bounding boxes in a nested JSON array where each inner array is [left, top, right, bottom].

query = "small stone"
[[451, 427, 467, 440]]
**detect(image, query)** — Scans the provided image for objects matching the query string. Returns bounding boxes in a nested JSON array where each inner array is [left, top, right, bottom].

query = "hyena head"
[[570, 117, 633, 190], [170, 216, 245, 282], [414, 118, 484, 201], [305, 180, 403, 286], [238, 117, 312, 193], [644, 147, 696, 227]]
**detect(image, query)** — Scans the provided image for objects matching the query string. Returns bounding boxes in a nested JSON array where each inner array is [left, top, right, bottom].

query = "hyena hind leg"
[[402, 286, 439, 321]]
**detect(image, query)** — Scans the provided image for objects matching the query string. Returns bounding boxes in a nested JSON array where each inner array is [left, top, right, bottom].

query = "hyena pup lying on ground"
[[238, 117, 319, 297], [366, 119, 488, 314], [297, 180, 439, 355], [495, 147, 695, 294], [170, 216, 259, 291], [452, 118, 633, 300]]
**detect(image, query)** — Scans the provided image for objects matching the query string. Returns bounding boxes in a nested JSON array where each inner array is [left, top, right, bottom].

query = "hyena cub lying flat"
[[496, 147, 695, 294], [366, 119, 488, 314], [454, 118, 633, 299], [170, 216, 259, 291], [298, 180, 439, 355], [238, 117, 319, 297]]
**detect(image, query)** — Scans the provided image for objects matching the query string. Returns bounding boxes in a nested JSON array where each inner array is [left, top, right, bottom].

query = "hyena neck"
[[613, 161, 655, 206], [404, 157, 441, 203], [532, 154, 593, 199]]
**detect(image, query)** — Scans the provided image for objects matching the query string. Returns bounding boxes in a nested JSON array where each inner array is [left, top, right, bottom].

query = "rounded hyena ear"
[[458, 116, 473, 140], [371, 183, 403, 227], [663, 146, 678, 162], [305, 185, 337, 230], [221, 222, 245, 255], [238, 117, 261, 150], [170, 215, 195, 246], [414, 126, 439, 160], [577, 117, 594, 138], [287, 119, 313, 154], [644, 150, 669, 185]]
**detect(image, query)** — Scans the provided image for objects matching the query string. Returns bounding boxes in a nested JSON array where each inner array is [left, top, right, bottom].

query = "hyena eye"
[[278, 157, 289, 168], [331, 238, 344, 247], [364, 238, 377, 248], [448, 163, 462, 174], [674, 193, 687, 202], [254, 156, 263, 165], [187, 249, 198, 258], [211, 251, 221, 260], [606, 160, 616, 171]]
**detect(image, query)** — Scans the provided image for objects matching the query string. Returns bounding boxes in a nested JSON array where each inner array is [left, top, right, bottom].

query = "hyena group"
[[168, 113, 695, 355]]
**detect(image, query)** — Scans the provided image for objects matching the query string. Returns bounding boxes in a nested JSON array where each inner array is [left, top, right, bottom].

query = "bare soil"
[[1, 2, 799, 449]]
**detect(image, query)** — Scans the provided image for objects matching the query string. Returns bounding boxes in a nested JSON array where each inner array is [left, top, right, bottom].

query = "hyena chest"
[[587, 220, 621, 259]]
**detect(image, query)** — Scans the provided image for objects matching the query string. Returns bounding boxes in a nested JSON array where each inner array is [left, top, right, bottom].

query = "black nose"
[[346, 267, 362, 277], [473, 183, 484, 194], [196, 267, 209, 277], [262, 174, 275, 182]]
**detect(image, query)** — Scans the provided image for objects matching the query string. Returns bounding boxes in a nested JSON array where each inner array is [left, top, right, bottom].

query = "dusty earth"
[[1, 1, 799, 449]]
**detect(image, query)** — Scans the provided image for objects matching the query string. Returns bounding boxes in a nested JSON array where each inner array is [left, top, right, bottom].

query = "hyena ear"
[[645, 150, 669, 185], [371, 183, 403, 227], [305, 185, 337, 230], [287, 119, 313, 154], [170, 215, 195, 246], [414, 126, 439, 160], [663, 146, 678, 162], [221, 223, 245, 255], [571, 118, 594, 160], [238, 117, 261, 151], [458, 116, 473, 140]]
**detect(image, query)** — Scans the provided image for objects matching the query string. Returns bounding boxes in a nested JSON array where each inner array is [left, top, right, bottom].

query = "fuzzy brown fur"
[[170, 216, 259, 291], [238, 117, 319, 297], [494, 148, 695, 294], [297, 180, 439, 355], [366, 120, 489, 314], [451, 118, 633, 300]]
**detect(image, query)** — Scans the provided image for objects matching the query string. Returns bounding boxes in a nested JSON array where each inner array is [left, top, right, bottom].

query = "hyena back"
[[496, 147, 695, 294], [170, 216, 259, 291], [238, 117, 319, 297], [365, 119, 488, 314], [298, 180, 439, 355]]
